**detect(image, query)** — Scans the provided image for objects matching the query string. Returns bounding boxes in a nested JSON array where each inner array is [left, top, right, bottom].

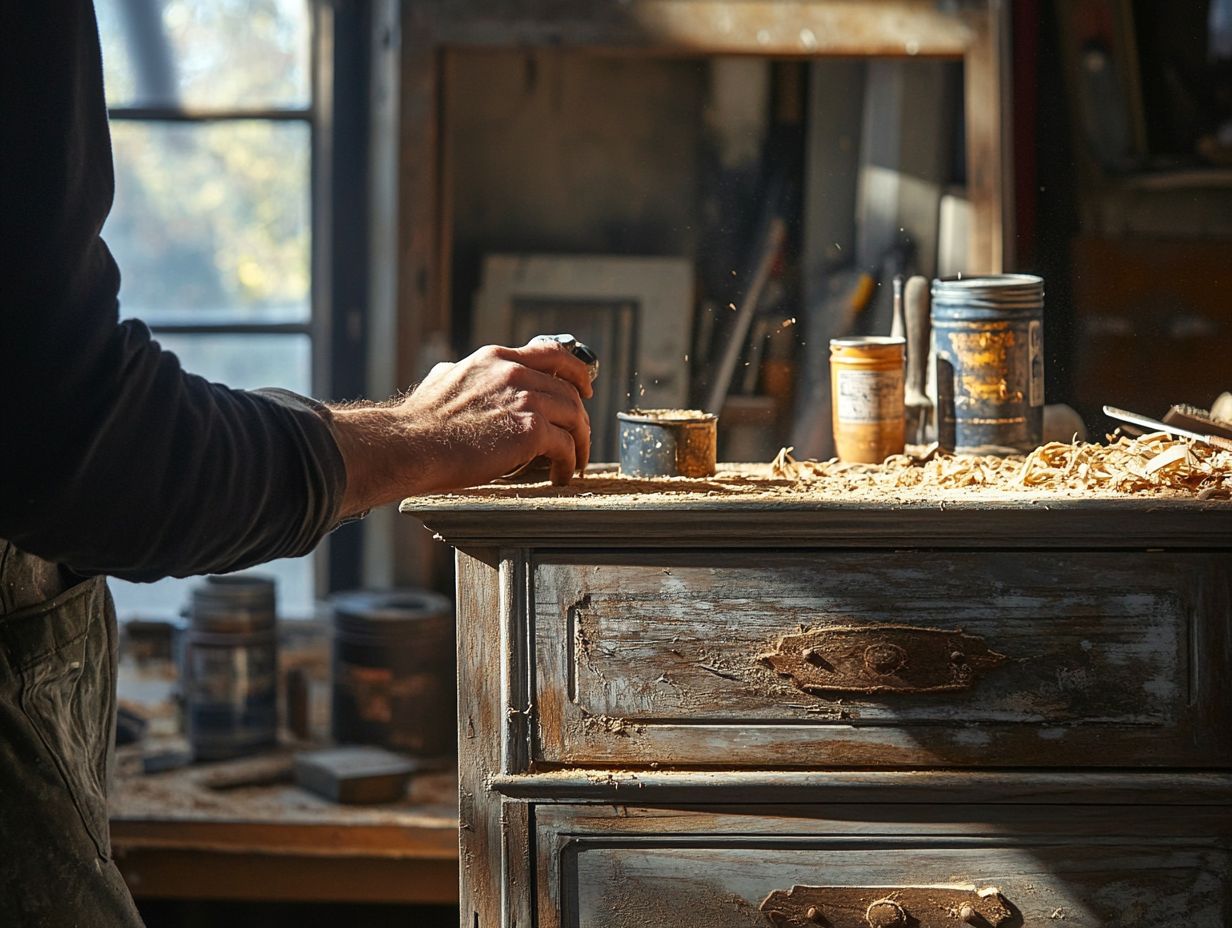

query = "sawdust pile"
[[772, 432, 1232, 500]]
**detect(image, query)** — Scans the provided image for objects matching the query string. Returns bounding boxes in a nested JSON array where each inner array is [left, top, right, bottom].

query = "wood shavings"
[[405, 436, 1231, 510], [772, 433, 1232, 500]]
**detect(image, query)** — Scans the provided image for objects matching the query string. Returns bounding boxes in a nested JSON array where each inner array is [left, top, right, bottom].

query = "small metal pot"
[[617, 410, 718, 478]]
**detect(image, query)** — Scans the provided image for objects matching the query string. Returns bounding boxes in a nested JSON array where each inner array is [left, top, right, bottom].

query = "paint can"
[[617, 409, 718, 477], [932, 274, 1044, 454], [829, 336, 906, 463], [331, 589, 455, 759], [182, 575, 278, 761]]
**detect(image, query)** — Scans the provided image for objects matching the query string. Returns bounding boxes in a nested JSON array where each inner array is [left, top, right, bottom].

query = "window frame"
[[104, 0, 369, 605]]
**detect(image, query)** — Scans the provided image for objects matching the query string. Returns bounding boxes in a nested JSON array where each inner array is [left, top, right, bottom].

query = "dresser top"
[[400, 465, 1232, 548]]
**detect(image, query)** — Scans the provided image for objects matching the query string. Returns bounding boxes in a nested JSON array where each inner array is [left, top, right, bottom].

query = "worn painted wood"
[[964, 0, 1013, 272], [502, 798, 533, 928], [531, 552, 1230, 768], [489, 770, 1232, 806], [428, 494, 1232, 925], [536, 805, 1232, 928], [455, 549, 503, 928], [403, 497, 1232, 550]]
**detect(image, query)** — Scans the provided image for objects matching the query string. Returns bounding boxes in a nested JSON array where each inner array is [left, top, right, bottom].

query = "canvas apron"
[[0, 540, 144, 926]]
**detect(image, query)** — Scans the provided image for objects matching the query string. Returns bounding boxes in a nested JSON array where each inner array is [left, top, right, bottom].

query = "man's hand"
[[330, 339, 593, 517]]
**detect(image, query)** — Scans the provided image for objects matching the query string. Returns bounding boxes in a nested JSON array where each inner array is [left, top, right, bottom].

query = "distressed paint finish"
[[455, 549, 503, 928], [416, 497, 1232, 927], [401, 497, 1232, 550], [536, 805, 1232, 928], [531, 552, 1229, 768]]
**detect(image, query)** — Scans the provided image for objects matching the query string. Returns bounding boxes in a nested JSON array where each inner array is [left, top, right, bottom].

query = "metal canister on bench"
[[182, 575, 278, 761], [829, 336, 906, 463], [331, 590, 455, 759], [932, 274, 1044, 455], [617, 409, 718, 477]]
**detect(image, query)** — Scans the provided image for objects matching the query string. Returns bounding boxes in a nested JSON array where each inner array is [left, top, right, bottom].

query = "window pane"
[[110, 558, 316, 622], [154, 333, 312, 394], [96, 0, 310, 109], [105, 121, 310, 325]]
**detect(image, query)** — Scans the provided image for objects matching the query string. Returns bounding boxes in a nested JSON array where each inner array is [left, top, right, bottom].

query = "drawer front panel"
[[531, 551, 1231, 767], [536, 804, 1232, 928]]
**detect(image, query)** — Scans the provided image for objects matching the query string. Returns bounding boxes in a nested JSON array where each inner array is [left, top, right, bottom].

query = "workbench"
[[109, 749, 459, 905], [402, 476, 1232, 928]]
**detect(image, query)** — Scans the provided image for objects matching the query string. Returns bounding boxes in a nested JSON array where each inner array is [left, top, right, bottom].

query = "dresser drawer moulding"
[[528, 551, 1232, 769], [533, 804, 1232, 928]]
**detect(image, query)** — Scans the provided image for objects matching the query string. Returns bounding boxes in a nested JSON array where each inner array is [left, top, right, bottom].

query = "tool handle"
[[903, 276, 930, 399], [890, 274, 905, 340]]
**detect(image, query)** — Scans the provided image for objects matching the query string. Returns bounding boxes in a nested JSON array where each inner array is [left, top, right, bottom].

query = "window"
[[97, 0, 318, 618]]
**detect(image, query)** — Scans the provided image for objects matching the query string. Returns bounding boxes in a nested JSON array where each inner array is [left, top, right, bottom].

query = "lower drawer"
[[535, 804, 1232, 927]]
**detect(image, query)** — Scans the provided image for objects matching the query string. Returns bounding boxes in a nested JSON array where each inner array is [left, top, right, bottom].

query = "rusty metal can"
[[617, 410, 718, 477], [829, 336, 906, 463], [331, 590, 455, 759], [182, 575, 278, 761], [932, 274, 1044, 454]]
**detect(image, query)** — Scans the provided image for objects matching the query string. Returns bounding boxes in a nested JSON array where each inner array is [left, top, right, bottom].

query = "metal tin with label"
[[932, 274, 1044, 455], [829, 336, 905, 463]]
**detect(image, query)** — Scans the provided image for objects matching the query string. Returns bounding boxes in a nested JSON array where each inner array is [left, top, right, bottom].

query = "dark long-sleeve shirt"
[[0, 1, 347, 582]]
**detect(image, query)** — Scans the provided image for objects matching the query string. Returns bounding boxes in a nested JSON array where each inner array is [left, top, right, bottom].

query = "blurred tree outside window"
[[96, 0, 318, 620]]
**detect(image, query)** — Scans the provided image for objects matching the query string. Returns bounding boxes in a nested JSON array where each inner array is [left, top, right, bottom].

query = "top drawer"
[[530, 551, 1231, 768]]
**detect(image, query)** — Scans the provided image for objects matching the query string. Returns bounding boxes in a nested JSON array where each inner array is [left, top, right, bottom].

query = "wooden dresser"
[[401, 493, 1232, 928]]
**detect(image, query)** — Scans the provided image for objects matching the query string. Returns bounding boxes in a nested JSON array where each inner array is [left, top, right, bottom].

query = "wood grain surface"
[[531, 551, 1230, 768], [537, 804, 1232, 928]]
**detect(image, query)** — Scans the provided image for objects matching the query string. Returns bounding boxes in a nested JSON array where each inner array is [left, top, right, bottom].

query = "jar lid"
[[829, 336, 906, 349], [332, 589, 454, 641], [932, 274, 1043, 309]]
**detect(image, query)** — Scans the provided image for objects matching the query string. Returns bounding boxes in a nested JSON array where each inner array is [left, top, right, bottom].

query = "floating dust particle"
[[727, 302, 737, 310], [780, 317, 797, 329]]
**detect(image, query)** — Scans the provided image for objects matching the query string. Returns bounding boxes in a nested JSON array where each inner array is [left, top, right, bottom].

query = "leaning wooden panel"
[[535, 804, 1232, 928], [531, 551, 1231, 768]]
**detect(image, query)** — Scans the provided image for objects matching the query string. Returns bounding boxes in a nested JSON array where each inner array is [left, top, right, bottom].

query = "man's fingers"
[[520, 385, 590, 475], [503, 340, 594, 398], [537, 421, 578, 486]]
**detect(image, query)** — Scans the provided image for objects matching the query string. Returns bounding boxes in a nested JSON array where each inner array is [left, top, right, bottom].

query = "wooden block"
[[293, 747, 417, 805]]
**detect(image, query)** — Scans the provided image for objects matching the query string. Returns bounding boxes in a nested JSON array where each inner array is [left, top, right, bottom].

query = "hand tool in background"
[[705, 216, 787, 414], [889, 274, 905, 340], [1103, 405, 1232, 452], [1163, 402, 1232, 442], [500, 333, 600, 481], [902, 275, 933, 445]]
